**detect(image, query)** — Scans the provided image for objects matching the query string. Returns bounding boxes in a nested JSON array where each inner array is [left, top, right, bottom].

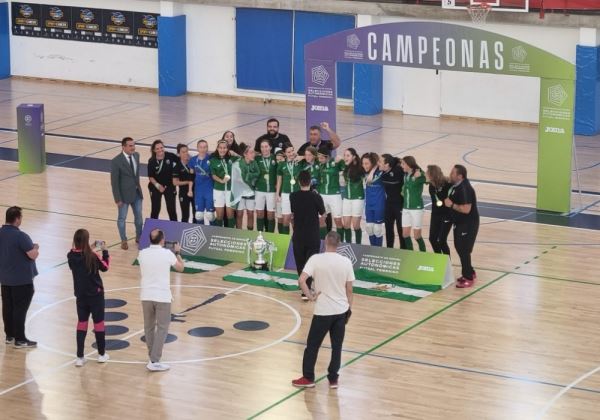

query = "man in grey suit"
[[111, 137, 144, 250]]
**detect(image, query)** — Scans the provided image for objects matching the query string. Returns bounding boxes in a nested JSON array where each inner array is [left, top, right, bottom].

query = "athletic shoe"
[[121, 241, 129, 250], [75, 358, 85, 367], [301, 294, 308, 301], [5, 337, 14, 344], [292, 377, 315, 388], [472, 271, 478, 280], [146, 362, 170, 372], [456, 278, 474, 289], [14, 340, 37, 349], [97, 353, 110, 363], [329, 379, 339, 389]]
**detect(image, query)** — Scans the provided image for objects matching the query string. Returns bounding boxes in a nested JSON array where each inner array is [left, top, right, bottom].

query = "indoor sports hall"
[[0, 1, 599, 419]]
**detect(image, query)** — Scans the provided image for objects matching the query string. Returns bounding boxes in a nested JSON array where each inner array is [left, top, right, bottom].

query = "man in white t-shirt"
[[138, 229, 184, 372], [292, 231, 354, 389]]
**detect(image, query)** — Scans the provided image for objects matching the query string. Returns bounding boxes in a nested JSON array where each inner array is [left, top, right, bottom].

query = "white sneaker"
[[146, 361, 170, 372], [97, 353, 110, 363], [75, 358, 85, 367]]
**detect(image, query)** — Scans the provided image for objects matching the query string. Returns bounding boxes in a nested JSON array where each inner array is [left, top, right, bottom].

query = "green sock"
[[283, 225, 290, 235], [344, 228, 352, 243], [336, 227, 344, 240], [277, 222, 284, 234], [404, 237, 413, 250], [227, 218, 236, 229], [215, 219, 223, 227], [257, 219, 264, 231], [319, 227, 328, 239], [354, 229, 362, 244], [267, 219, 275, 233], [416, 238, 426, 252]]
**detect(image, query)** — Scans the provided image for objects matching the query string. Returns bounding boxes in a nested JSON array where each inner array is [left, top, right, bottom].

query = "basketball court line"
[[136, 111, 238, 142], [48, 104, 149, 132], [281, 339, 600, 396], [45, 102, 142, 126], [0, 86, 149, 106], [246, 272, 510, 419]]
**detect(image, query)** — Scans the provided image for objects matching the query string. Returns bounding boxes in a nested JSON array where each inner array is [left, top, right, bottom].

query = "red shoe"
[[292, 377, 315, 388], [329, 379, 339, 389], [456, 278, 474, 288], [472, 271, 477, 280]]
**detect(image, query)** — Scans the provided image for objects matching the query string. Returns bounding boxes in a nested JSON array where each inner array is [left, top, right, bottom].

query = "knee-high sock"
[[354, 229, 362, 244], [319, 227, 328, 239], [277, 222, 284, 234], [76, 320, 88, 358], [94, 321, 106, 356], [257, 219, 265, 231], [227, 218, 236, 229], [344, 228, 352, 243], [404, 237, 413, 250], [336, 227, 345, 238], [416, 238, 426, 252], [267, 219, 275, 233]]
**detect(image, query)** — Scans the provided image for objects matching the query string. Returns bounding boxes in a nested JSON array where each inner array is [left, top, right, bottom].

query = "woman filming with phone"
[[67, 229, 111, 367]]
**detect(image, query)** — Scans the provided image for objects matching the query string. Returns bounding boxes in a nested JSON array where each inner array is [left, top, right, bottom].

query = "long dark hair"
[[402, 155, 419, 174], [344, 148, 364, 182], [73, 229, 97, 274], [221, 130, 237, 146], [150, 139, 164, 159], [381, 153, 399, 170], [211, 139, 231, 160]]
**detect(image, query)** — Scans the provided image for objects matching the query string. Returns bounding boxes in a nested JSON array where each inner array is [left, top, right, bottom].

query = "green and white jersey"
[[318, 159, 345, 195], [239, 159, 260, 189], [344, 170, 365, 200], [402, 170, 426, 209], [209, 156, 237, 191], [277, 160, 302, 194], [255, 155, 277, 193]]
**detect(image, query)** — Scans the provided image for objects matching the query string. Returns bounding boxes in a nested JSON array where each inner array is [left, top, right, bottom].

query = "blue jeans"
[[117, 197, 143, 241]]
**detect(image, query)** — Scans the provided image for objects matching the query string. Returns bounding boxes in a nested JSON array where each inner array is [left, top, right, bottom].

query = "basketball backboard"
[[442, 0, 530, 13]]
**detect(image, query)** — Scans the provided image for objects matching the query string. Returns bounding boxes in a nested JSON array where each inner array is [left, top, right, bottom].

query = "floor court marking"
[[45, 102, 139, 126], [535, 365, 600, 419], [282, 339, 600, 396], [247, 272, 510, 419], [25, 285, 301, 365]]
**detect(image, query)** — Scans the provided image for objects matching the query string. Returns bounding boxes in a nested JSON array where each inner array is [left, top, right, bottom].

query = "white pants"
[[281, 193, 292, 215], [342, 199, 364, 218], [255, 191, 276, 212], [322, 194, 343, 218], [402, 209, 424, 229], [213, 189, 232, 208]]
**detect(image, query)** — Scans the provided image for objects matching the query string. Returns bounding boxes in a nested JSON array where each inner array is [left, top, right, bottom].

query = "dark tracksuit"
[[381, 166, 406, 249], [448, 179, 480, 279], [428, 182, 452, 255]]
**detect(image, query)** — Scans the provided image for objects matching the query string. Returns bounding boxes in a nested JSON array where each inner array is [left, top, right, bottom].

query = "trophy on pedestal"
[[246, 232, 277, 271]]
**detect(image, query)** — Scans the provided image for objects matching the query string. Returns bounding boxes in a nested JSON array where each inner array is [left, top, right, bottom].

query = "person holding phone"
[[67, 229, 110, 367]]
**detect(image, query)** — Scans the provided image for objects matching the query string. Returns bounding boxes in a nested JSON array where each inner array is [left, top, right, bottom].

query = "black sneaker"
[[301, 293, 308, 301], [14, 340, 37, 349], [5, 337, 14, 344]]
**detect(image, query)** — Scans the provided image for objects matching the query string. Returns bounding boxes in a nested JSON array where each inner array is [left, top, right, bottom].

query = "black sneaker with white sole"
[[14, 340, 37, 349], [5, 337, 14, 344]]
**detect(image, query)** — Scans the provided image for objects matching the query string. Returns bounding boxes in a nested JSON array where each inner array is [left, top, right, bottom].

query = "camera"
[[164, 241, 178, 252], [94, 240, 105, 249]]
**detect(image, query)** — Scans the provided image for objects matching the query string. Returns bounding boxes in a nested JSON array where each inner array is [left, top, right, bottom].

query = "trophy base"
[[252, 262, 269, 271]]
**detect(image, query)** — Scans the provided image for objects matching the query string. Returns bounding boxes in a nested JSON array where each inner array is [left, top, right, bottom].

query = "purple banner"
[[305, 59, 336, 141]]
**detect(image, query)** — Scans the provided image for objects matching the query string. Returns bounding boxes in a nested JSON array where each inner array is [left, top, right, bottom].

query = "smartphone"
[[164, 241, 178, 251], [94, 240, 104, 249]]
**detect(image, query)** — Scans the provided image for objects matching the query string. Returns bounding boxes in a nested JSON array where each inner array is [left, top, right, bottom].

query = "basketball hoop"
[[467, 2, 491, 24]]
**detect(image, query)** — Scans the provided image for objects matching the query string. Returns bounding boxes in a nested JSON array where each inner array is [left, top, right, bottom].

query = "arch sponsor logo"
[[548, 84, 568, 107], [311, 65, 330, 87], [336, 244, 358, 265], [511, 45, 527, 63], [347, 34, 360, 50], [180, 226, 208, 254]]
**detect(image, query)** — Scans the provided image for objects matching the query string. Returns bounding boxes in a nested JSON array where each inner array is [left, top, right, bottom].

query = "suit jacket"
[[111, 152, 143, 204]]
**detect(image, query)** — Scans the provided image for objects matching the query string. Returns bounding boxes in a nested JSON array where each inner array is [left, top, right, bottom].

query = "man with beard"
[[254, 118, 291, 152]]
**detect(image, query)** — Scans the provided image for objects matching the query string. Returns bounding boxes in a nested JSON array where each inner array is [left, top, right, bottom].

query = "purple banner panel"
[[305, 59, 337, 140]]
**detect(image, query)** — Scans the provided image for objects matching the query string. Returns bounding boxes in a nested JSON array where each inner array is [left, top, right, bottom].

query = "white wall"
[[10, 0, 159, 88]]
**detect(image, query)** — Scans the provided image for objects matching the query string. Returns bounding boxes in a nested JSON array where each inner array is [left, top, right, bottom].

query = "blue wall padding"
[[354, 63, 383, 115], [236, 8, 293, 92], [293, 11, 355, 99], [158, 15, 187, 96], [0, 2, 10, 79], [575, 45, 600, 136]]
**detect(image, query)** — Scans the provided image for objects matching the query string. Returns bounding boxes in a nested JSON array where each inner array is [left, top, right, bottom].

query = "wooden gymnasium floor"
[[0, 77, 599, 420]]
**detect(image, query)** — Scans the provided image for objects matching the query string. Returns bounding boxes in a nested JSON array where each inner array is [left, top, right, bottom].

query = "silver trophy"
[[247, 232, 276, 271]]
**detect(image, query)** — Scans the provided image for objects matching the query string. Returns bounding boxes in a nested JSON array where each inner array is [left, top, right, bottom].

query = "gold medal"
[[436, 200, 443, 207], [290, 179, 296, 186], [264, 174, 269, 180]]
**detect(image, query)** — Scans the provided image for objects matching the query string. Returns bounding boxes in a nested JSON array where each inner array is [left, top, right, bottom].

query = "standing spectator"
[[148, 140, 178, 221], [297, 122, 341, 156], [444, 165, 480, 288], [0, 206, 39, 348], [292, 232, 354, 389], [67, 229, 110, 367], [426, 165, 452, 255], [380, 154, 406, 249], [138, 229, 185, 372], [173, 144, 196, 224], [254, 118, 291, 152], [111, 137, 143, 250], [290, 171, 326, 301]]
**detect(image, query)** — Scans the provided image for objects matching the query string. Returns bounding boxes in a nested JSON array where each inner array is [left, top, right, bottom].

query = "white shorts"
[[281, 193, 291, 215], [322, 194, 343, 218], [213, 189, 233, 208], [342, 199, 365, 218], [255, 191, 276, 212], [237, 197, 255, 211], [402, 209, 424, 229]]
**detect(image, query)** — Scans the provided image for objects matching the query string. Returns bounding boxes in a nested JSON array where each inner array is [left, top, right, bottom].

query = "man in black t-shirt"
[[290, 171, 326, 301], [254, 118, 291, 152], [444, 164, 480, 288], [297, 122, 341, 157]]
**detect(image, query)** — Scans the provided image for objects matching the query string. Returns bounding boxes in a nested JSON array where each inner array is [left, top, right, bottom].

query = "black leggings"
[[293, 239, 321, 290], [76, 295, 105, 358], [384, 201, 405, 249], [179, 192, 196, 223], [429, 212, 452, 255], [453, 221, 479, 280], [150, 187, 177, 221], [1, 284, 34, 341]]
